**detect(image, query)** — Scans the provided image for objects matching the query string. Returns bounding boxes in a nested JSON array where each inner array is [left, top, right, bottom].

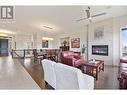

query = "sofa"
[[42, 59, 94, 89], [60, 51, 84, 69], [118, 58, 127, 89]]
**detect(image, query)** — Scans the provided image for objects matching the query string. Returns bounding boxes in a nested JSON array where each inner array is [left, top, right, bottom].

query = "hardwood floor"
[[18, 58, 46, 89], [0, 56, 40, 89], [94, 65, 119, 89], [17, 57, 119, 89]]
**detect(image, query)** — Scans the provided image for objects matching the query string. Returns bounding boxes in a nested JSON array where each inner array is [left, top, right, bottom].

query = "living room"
[[0, 6, 127, 90], [9, 6, 127, 67]]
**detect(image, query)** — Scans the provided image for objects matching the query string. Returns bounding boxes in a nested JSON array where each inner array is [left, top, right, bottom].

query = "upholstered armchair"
[[60, 51, 84, 69], [118, 59, 127, 89]]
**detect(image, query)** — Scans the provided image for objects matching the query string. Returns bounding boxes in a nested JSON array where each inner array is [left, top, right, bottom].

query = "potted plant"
[[81, 44, 87, 59], [82, 44, 86, 54]]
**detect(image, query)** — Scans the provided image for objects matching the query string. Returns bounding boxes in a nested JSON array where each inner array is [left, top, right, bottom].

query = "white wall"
[[112, 17, 121, 66], [36, 32, 53, 49], [12, 32, 54, 50], [13, 34, 33, 49], [52, 26, 87, 52]]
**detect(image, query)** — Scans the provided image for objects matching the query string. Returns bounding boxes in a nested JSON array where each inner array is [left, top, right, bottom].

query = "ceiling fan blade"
[[76, 17, 87, 22], [92, 12, 106, 18]]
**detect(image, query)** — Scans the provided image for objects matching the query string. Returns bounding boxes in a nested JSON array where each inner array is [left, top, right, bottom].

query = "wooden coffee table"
[[81, 59, 104, 80]]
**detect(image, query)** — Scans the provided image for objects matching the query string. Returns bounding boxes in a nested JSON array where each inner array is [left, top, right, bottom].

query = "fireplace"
[[92, 45, 108, 56]]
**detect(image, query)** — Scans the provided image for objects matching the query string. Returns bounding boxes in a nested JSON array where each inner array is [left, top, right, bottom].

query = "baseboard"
[[104, 64, 119, 67]]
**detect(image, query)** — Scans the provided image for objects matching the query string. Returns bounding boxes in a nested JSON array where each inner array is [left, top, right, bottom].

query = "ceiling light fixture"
[[0, 29, 15, 34], [42, 37, 54, 41], [43, 26, 53, 29], [0, 34, 8, 37]]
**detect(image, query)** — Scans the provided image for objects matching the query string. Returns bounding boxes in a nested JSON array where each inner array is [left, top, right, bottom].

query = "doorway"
[[0, 39, 9, 56]]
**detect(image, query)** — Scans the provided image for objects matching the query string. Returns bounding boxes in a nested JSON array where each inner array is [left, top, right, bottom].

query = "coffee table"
[[81, 59, 104, 80]]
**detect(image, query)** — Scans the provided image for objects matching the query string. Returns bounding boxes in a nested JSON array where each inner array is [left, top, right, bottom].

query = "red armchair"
[[118, 59, 127, 89], [60, 51, 84, 69]]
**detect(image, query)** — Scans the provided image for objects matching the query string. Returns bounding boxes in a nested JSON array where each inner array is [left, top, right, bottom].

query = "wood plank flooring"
[[17, 58, 46, 89], [17, 57, 119, 89], [94, 65, 119, 89], [0, 56, 40, 89]]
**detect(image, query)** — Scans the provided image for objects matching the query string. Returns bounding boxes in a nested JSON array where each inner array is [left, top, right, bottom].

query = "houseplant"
[[82, 44, 86, 54]]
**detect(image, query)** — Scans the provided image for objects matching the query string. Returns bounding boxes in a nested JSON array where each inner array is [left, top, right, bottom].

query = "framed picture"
[[71, 38, 80, 48], [42, 40, 48, 48], [94, 26, 104, 39], [60, 37, 69, 46]]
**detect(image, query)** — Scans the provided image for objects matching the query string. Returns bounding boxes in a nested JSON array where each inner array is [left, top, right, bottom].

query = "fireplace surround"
[[92, 45, 108, 56]]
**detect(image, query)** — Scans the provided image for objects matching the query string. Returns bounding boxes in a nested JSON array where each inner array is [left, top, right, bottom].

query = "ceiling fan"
[[76, 6, 107, 22]]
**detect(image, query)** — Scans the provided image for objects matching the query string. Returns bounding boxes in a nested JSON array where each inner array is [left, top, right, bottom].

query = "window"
[[122, 28, 127, 57]]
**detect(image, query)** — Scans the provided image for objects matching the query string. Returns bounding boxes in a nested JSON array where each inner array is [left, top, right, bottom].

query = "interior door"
[[0, 39, 9, 56]]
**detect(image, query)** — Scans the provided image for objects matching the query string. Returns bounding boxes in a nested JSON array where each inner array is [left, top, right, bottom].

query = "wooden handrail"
[[12, 49, 60, 60]]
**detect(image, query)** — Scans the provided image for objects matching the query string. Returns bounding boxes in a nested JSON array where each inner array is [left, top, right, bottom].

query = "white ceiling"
[[0, 6, 127, 36]]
